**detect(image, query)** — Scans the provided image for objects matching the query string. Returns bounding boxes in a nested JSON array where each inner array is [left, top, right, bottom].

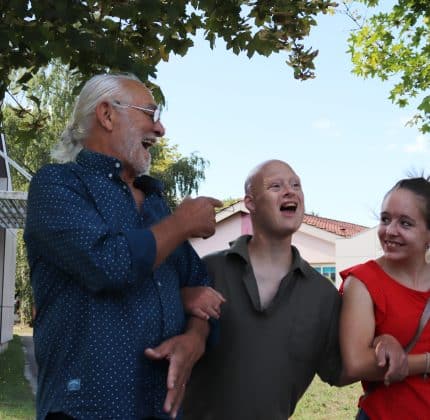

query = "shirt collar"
[[133, 175, 164, 196], [226, 234, 306, 275], [76, 148, 123, 176]]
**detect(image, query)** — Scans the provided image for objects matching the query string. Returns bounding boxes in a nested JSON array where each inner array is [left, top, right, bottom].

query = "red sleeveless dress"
[[340, 260, 430, 419]]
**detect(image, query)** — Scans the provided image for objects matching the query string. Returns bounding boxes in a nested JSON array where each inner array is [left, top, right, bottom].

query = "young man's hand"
[[181, 286, 226, 320]]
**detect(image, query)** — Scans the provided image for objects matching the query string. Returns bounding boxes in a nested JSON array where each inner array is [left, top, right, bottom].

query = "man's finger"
[[206, 197, 223, 208], [163, 388, 176, 416], [205, 307, 220, 319], [144, 348, 161, 360], [167, 354, 181, 390], [170, 384, 186, 419], [210, 288, 226, 302], [163, 383, 186, 419], [164, 357, 188, 417], [374, 342, 387, 367], [384, 364, 397, 386], [144, 345, 169, 360], [194, 308, 210, 321]]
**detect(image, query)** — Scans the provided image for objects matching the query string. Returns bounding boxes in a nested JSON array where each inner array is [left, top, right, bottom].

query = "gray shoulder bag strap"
[[404, 297, 430, 353]]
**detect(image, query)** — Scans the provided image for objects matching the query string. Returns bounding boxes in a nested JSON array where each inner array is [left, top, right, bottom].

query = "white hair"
[[51, 73, 141, 162]]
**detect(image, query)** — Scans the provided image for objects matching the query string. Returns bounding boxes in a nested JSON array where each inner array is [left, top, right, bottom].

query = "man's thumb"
[[144, 347, 164, 360]]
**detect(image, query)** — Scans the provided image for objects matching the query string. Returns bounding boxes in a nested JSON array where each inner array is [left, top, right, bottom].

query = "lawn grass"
[[0, 334, 35, 420], [292, 376, 362, 419]]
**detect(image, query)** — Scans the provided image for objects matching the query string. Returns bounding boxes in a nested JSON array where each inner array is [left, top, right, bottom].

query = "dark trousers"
[[46, 413, 163, 420], [356, 408, 371, 420], [46, 414, 74, 420]]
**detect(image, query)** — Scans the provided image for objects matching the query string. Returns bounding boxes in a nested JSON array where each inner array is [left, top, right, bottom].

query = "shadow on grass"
[[0, 335, 36, 420]]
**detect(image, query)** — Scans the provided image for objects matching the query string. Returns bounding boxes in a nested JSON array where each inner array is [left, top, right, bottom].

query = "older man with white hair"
[[25, 73, 221, 420]]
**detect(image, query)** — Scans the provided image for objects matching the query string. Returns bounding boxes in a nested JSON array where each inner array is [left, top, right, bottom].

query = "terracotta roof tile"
[[217, 201, 369, 238], [303, 214, 368, 237]]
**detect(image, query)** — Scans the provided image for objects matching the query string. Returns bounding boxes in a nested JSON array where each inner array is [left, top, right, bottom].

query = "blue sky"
[[155, 4, 429, 228]]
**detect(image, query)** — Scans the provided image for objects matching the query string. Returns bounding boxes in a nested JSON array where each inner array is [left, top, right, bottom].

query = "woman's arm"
[[407, 353, 430, 377], [340, 276, 407, 383], [342, 275, 430, 384]]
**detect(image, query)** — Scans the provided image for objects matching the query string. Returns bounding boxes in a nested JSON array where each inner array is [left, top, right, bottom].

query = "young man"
[[183, 159, 408, 420], [24, 73, 221, 420]]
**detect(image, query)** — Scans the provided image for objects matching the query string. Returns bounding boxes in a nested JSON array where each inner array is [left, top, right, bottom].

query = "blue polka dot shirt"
[[24, 149, 211, 419]]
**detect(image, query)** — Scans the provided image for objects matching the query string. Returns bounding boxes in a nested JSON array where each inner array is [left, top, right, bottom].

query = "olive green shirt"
[[183, 235, 342, 420]]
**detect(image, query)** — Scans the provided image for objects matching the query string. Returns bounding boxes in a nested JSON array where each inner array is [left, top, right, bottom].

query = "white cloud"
[[311, 117, 341, 137], [312, 117, 334, 130], [404, 135, 430, 153], [386, 143, 398, 151]]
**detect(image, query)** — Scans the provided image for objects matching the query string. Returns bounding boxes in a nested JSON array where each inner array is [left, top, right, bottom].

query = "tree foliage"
[[150, 138, 208, 208], [5, 64, 79, 179], [346, 0, 430, 133], [0, 0, 337, 111], [221, 197, 243, 208], [3, 60, 208, 324]]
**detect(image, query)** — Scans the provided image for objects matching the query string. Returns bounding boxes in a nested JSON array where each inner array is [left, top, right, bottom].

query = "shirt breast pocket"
[[287, 308, 326, 364]]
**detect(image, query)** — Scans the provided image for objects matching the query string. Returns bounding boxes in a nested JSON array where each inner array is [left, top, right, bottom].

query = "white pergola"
[[0, 191, 28, 229], [0, 134, 31, 229], [0, 133, 30, 349]]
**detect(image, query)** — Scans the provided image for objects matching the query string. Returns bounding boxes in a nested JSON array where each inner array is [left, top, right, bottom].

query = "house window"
[[313, 265, 336, 283]]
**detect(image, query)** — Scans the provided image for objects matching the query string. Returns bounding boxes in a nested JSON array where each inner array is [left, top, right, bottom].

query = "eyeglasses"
[[112, 100, 161, 123]]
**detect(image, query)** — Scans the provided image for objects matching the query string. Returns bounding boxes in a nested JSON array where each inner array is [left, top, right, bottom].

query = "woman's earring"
[[426, 246, 430, 264]]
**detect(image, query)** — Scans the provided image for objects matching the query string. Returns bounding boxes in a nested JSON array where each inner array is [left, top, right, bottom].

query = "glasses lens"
[[153, 108, 161, 123]]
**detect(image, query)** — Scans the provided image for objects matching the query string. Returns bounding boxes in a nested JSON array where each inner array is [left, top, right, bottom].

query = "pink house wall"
[[292, 231, 334, 264], [190, 212, 246, 257], [241, 213, 252, 235]]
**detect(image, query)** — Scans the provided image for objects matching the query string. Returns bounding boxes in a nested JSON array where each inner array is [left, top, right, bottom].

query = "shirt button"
[[157, 281, 162, 287], [115, 162, 121, 168], [122, 185, 127, 190], [108, 173, 113, 179]]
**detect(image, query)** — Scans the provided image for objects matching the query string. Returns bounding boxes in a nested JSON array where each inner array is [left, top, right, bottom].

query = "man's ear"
[[244, 194, 255, 213], [95, 101, 114, 131]]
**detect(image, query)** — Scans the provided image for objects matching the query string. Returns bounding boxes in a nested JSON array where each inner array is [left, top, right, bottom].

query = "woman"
[[340, 176, 430, 419]]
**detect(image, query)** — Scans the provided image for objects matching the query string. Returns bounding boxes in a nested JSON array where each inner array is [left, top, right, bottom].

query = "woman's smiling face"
[[378, 187, 430, 262]]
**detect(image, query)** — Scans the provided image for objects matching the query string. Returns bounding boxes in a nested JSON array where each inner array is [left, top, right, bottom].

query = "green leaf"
[[16, 72, 33, 85], [347, 0, 430, 133]]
